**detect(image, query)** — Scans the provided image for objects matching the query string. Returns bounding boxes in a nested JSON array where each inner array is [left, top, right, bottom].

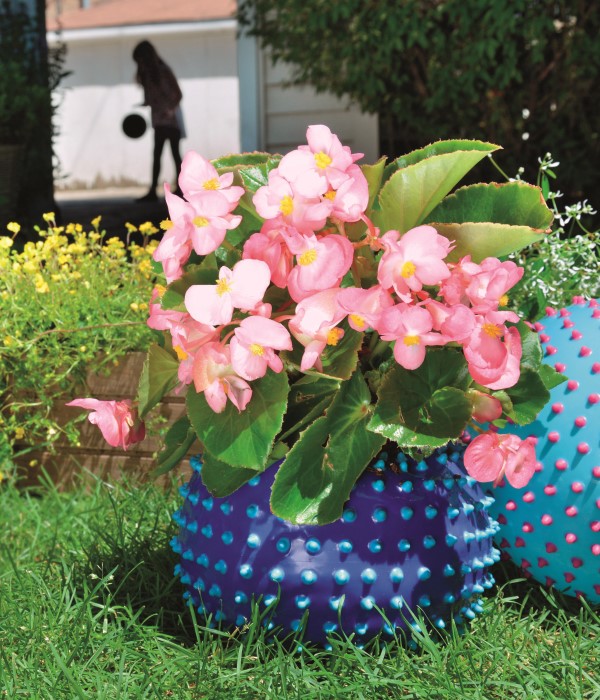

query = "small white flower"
[[521, 132, 530, 141], [522, 108, 530, 119]]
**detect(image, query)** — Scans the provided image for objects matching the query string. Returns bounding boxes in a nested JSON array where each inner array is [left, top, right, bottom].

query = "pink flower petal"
[[464, 433, 504, 482]]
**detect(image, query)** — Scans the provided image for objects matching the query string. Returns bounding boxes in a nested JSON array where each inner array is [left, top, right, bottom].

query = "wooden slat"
[[16, 450, 191, 490], [84, 352, 146, 397], [14, 351, 197, 490]]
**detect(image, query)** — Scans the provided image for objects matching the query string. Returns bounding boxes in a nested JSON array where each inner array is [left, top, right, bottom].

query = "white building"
[[47, 0, 378, 191]]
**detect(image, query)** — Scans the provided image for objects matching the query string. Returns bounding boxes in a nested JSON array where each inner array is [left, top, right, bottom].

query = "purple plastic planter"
[[490, 299, 600, 604], [172, 443, 501, 646]]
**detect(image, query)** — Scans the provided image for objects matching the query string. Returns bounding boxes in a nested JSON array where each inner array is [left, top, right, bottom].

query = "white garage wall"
[[262, 55, 379, 163]]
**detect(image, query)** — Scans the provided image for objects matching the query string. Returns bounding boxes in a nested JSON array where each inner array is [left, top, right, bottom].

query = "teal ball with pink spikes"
[[490, 299, 600, 604]]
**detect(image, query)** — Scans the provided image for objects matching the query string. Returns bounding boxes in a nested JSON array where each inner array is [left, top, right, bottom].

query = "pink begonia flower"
[[242, 220, 295, 288], [325, 164, 369, 223], [464, 257, 524, 313], [66, 399, 145, 450], [289, 288, 346, 371], [463, 310, 522, 389], [464, 431, 537, 488], [337, 285, 394, 332], [253, 172, 331, 234], [161, 185, 242, 258], [230, 316, 292, 381], [192, 341, 252, 413], [278, 124, 363, 198], [440, 256, 524, 314], [152, 194, 195, 283], [185, 259, 271, 326], [378, 226, 453, 301], [178, 151, 244, 207], [439, 255, 480, 307], [147, 290, 187, 332], [283, 231, 354, 302], [376, 303, 445, 370], [426, 299, 476, 344], [467, 389, 503, 422], [148, 299, 216, 358]]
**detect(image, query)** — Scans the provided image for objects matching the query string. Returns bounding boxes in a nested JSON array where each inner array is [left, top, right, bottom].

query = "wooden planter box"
[[15, 352, 192, 488]]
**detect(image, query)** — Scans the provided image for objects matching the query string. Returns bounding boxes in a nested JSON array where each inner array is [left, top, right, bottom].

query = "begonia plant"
[[69, 126, 563, 525]]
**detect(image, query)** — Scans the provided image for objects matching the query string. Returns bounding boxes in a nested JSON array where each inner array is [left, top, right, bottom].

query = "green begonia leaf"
[[426, 181, 553, 229], [382, 140, 500, 182], [136, 344, 179, 419], [200, 451, 258, 496], [432, 222, 547, 263], [280, 374, 340, 442], [152, 415, 197, 477], [517, 321, 543, 371], [368, 350, 472, 452], [186, 370, 289, 470], [211, 152, 280, 170], [426, 181, 552, 261], [239, 159, 281, 193], [372, 140, 499, 233], [503, 367, 550, 425], [270, 370, 385, 525], [538, 364, 567, 391]]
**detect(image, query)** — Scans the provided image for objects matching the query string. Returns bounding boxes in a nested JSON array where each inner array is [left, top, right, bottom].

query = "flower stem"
[[27, 321, 145, 346]]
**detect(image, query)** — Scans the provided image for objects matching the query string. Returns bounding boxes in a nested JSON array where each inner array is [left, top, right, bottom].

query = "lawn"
[[1, 473, 598, 700]]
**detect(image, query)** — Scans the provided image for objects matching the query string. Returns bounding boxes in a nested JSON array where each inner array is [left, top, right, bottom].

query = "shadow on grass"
[[488, 558, 599, 622], [26, 470, 203, 646]]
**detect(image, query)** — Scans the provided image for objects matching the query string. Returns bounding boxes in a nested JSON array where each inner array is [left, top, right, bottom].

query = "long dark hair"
[[133, 40, 165, 86]]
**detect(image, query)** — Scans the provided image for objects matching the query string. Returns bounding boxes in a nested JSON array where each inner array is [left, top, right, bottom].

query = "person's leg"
[[167, 129, 182, 193], [137, 127, 166, 202], [152, 127, 169, 190]]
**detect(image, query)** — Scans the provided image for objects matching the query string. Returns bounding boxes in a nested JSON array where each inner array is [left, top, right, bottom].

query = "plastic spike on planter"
[[490, 299, 600, 604], [172, 443, 500, 645]]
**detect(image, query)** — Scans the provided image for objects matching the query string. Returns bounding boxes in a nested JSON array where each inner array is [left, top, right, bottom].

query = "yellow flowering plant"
[[0, 215, 158, 478]]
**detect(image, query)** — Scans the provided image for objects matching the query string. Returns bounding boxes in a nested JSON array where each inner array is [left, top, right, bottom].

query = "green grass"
[[1, 473, 598, 700]]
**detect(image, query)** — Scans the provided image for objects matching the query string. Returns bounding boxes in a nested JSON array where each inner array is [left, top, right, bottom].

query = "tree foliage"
[[238, 0, 600, 198]]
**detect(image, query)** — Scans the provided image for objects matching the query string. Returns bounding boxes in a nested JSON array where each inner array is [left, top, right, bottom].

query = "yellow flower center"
[[350, 314, 366, 330], [216, 278, 233, 296], [499, 294, 509, 307], [314, 151, 332, 169], [403, 334, 420, 346], [401, 261, 416, 278], [173, 345, 189, 361], [203, 178, 220, 190], [193, 216, 209, 228], [483, 322, 503, 339], [326, 328, 343, 346], [249, 343, 265, 356], [324, 189, 337, 201], [279, 195, 294, 216], [298, 249, 318, 266]]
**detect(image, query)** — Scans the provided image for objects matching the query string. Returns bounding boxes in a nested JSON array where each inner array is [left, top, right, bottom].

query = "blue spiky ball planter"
[[172, 443, 501, 645]]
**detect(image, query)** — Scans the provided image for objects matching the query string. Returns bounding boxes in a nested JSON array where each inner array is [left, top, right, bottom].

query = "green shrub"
[[0, 215, 159, 477], [239, 0, 600, 198]]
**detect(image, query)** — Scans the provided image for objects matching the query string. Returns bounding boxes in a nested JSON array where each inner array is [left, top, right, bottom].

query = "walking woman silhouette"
[[132, 40, 184, 202]]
